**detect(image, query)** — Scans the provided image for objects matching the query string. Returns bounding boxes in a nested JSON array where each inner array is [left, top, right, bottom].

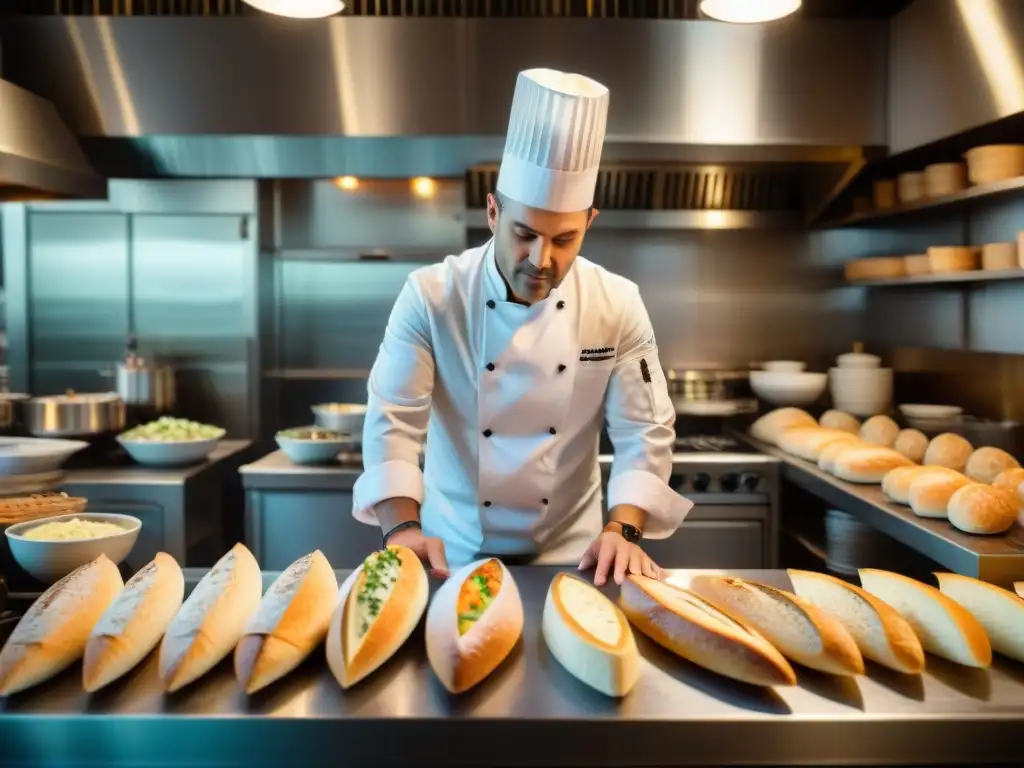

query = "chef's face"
[[487, 193, 598, 304]]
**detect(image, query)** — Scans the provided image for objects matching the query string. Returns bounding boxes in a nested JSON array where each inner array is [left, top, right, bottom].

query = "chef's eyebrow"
[[512, 222, 581, 239]]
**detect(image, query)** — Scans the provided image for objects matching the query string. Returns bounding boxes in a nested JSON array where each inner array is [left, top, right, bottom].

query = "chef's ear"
[[486, 193, 500, 234], [587, 208, 600, 229]]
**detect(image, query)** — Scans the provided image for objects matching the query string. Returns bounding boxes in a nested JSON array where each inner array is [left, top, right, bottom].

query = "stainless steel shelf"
[[848, 267, 1024, 288]]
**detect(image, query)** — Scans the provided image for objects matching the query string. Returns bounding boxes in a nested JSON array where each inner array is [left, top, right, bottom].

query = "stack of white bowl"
[[828, 349, 892, 417]]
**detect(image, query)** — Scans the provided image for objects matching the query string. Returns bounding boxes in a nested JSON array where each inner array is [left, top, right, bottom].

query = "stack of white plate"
[[829, 349, 892, 416], [0, 437, 88, 496], [824, 509, 897, 576]]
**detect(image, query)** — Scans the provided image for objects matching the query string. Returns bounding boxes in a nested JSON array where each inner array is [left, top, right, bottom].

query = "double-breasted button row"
[[482, 499, 549, 508], [486, 299, 563, 310], [483, 427, 556, 438]]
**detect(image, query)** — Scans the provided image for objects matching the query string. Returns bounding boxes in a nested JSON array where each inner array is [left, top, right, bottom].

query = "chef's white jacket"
[[353, 240, 694, 567]]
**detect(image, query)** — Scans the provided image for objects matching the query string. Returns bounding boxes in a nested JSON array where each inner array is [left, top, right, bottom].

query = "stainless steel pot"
[[26, 392, 126, 437], [665, 367, 757, 415], [115, 359, 175, 411]]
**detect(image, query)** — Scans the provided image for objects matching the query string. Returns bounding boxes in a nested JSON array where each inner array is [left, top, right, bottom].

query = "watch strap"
[[608, 520, 642, 543], [382, 520, 421, 547]]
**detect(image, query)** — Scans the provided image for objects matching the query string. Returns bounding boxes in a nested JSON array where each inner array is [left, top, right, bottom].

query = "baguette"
[[787, 569, 924, 674], [83, 552, 184, 692], [882, 465, 960, 506], [858, 569, 991, 668], [0, 555, 123, 696], [908, 471, 971, 518], [818, 439, 869, 474], [947, 483, 1019, 535], [935, 572, 1024, 663], [159, 543, 263, 693], [326, 545, 428, 689], [749, 407, 817, 445], [776, 428, 860, 462], [964, 446, 1020, 484], [235, 550, 337, 694], [426, 558, 523, 694], [620, 575, 795, 687], [543, 572, 639, 697], [688, 575, 863, 676], [831, 446, 914, 484]]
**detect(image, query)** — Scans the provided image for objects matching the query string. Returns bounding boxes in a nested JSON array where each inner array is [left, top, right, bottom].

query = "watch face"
[[619, 523, 641, 543]]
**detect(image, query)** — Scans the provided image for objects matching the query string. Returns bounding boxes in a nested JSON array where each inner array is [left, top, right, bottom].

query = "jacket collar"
[[482, 238, 564, 307]]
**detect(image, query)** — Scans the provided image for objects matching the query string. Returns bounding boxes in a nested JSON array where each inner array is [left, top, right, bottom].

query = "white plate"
[[899, 404, 963, 421], [0, 437, 89, 476]]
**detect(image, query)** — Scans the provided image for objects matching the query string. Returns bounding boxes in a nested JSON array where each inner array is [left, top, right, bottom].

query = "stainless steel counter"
[[1, 567, 1023, 767], [240, 448, 362, 491], [740, 432, 1024, 585]]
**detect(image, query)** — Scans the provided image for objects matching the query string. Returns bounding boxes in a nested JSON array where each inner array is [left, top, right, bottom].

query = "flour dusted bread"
[[858, 569, 991, 667], [749, 407, 817, 445], [964, 446, 1021, 484], [688, 575, 863, 676], [992, 467, 1024, 501], [777, 428, 860, 462], [908, 470, 971, 518], [235, 550, 337, 694], [859, 415, 900, 448], [620, 576, 794, 686], [935, 573, 1024, 663], [883, 466, 959, 506], [0, 555, 123, 696], [819, 410, 860, 435], [159, 543, 262, 693], [83, 552, 184, 693], [831, 446, 914, 484], [787, 569, 924, 674], [923, 433, 973, 472], [426, 558, 523, 694], [893, 429, 928, 463], [543, 572, 639, 697], [326, 545, 428, 689], [818, 439, 869, 474], [947, 483, 1018, 535]]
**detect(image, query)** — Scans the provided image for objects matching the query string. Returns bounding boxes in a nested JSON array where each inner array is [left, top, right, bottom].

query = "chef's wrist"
[[375, 496, 421, 534], [607, 504, 647, 532]]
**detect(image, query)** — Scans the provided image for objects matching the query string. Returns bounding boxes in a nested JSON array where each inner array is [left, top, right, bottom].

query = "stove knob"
[[720, 473, 740, 492], [740, 473, 761, 492], [692, 472, 712, 493], [669, 473, 688, 492]]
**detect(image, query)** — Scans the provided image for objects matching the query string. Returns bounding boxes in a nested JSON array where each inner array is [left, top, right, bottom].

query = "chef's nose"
[[528, 240, 553, 271]]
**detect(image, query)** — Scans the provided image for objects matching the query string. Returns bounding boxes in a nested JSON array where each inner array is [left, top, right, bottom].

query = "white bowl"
[[899, 404, 963, 421], [762, 361, 807, 373], [277, 435, 352, 465], [0, 437, 89, 476], [5, 512, 140, 584], [750, 371, 828, 407], [117, 436, 222, 467], [829, 367, 893, 417], [312, 403, 367, 434], [836, 352, 881, 369]]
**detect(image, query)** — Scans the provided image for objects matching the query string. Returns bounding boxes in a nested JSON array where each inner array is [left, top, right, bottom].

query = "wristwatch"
[[609, 521, 642, 543]]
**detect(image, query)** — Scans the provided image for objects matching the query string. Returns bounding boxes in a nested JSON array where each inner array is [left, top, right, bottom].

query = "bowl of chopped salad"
[[117, 417, 226, 467]]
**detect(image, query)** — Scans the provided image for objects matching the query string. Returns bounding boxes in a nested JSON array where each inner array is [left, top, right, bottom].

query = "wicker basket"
[[0, 493, 88, 526]]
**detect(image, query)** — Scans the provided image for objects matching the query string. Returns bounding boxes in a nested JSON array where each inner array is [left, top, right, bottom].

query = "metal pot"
[[0, 394, 29, 434], [115, 358, 175, 411], [26, 391, 126, 438], [665, 367, 756, 415]]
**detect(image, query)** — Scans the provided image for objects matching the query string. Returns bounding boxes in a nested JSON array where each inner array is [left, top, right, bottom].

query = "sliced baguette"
[[776, 428, 860, 462], [426, 558, 523, 694], [0, 554, 123, 696], [688, 574, 863, 676], [159, 543, 263, 693], [858, 569, 991, 668], [620, 575, 795, 687], [235, 550, 337, 694], [543, 572, 639, 697], [326, 545, 428, 689], [935, 572, 1024, 664], [83, 552, 184, 692], [787, 569, 924, 674]]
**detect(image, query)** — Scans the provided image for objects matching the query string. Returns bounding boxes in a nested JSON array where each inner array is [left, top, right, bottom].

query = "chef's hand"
[[387, 527, 450, 579], [579, 531, 663, 586]]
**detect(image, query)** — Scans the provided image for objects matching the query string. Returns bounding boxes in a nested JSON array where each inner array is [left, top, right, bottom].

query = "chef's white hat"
[[496, 68, 609, 213]]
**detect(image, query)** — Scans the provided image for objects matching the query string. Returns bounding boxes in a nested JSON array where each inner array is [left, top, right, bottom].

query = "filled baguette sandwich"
[[620, 575, 795, 687], [934, 572, 1024, 664], [235, 550, 337, 694], [543, 572, 639, 697], [159, 543, 263, 693], [688, 574, 864, 676], [787, 569, 924, 674], [426, 558, 523, 694], [326, 545, 428, 689], [0, 554, 123, 696], [83, 552, 185, 692]]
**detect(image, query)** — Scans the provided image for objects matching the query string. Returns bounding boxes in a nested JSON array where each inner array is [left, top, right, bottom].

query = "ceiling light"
[[242, 0, 344, 19], [334, 176, 359, 191], [411, 177, 437, 199], [699, 0, 801, 23]]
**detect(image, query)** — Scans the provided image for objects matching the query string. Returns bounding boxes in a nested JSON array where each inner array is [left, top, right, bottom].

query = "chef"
[[352, 68, 694, 586]]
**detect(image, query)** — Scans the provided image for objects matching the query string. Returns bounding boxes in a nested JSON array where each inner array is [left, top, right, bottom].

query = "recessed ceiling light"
[[243, 0, 344, 19], [699, 0, 802, 23]]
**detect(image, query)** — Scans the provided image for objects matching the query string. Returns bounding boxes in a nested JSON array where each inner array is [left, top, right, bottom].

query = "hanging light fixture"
[[243, 0, 345, 19], [699, 0, 801, 23]]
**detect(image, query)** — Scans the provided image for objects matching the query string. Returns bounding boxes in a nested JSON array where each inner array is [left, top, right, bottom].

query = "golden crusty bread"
[[749, 408, 817, 446], [620, 576, 795, 687], [831, 446, 915, 484], [908, 470, 971, 518], [688, 575, 864, 676], [893, 429, 928, 463], [923, 433, 973, 472], [859, 415, 900, 448], [992, 468, 1024, 502], [947, 483, 1019, 535], [818, 439, 870, 474], [964, 446, 1021, 484], [1016, 583, 1024, 598], [819, 410, 860, 435], [882, 465, 960, 506], [935, 573, 1024, 664], [776, 427, 861, 462]]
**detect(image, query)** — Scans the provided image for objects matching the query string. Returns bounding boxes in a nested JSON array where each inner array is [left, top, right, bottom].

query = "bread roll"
[[964, 446, 1021, 484], [859, 569, 991, 668], [992, 467, 1024, 502], [924, 433, 973, 472], [688, 575, 863, 676], [893, 429, 928, 463], [543, 572, 639, 697], [859, 415, 900, 447], [832, 446, 915, 484], [787, 569, 924, 674], [776, 428, 860, 462], [1016, 583, 1024, 598], [159, 543, 262, 693], [326, 545, 428, 689], [883, 465, 959, 506], [426, 558, 523, 694], [0, 555, 123, 696], [935, 572, 1024, 664], [83, 552, 184, 693], [947, 483, 1018, 535], [908, 471, 971, 518], [749, 407, 817, 445], [819, 410, 860, 435], [620, 575, 794, 687], [818, 439, 870, 474], [235, 550, 337, 694]]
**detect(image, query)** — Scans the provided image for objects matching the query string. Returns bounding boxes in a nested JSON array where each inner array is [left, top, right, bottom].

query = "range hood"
[[0, 78, 106, 201]]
